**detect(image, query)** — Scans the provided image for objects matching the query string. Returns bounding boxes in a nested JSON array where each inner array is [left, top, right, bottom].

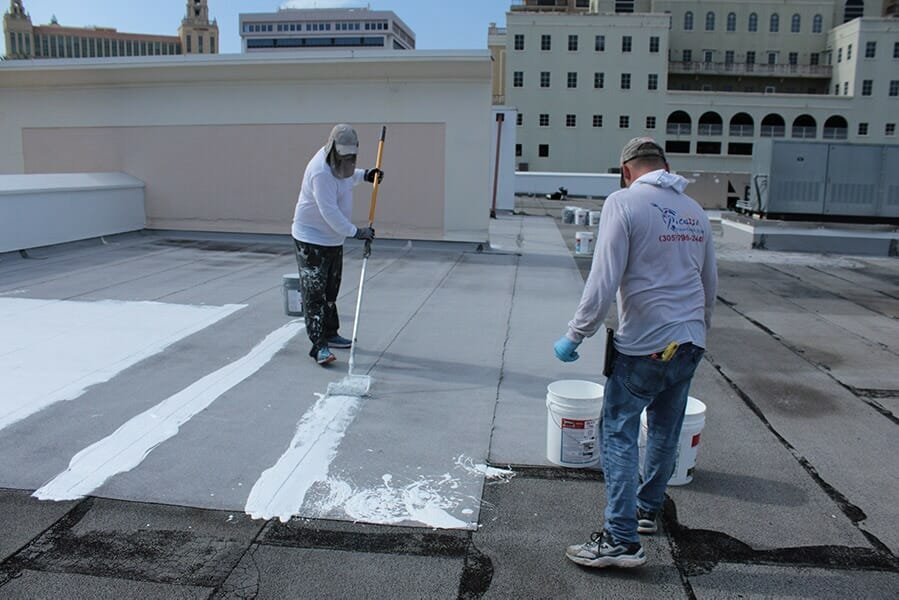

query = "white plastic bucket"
[[546, 380, 603, 467], [562, 206, 577, 224], [589, 211, 602, 227], [638, 396, 706, 486], [575, 208, 589, 226], [575, 231, 594, 255], [282, 274, 303, 317]]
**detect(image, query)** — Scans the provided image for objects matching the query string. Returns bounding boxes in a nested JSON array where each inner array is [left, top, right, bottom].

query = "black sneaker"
[[327, 334, 352, 349], [637, 508, 658, 534], [565, 530, 646, 568]]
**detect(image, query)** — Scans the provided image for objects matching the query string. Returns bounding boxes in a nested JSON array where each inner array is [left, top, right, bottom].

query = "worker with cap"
[[554, 137, 717, 568], [292, 124, 383, 366]]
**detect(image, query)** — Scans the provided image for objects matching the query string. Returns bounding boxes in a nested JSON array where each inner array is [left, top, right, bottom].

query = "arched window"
[[727, 13, 736, 32], [792, 114, 817, 139], [684, 11, 694, 30], [705, 11, 715, 31], [729, 113, 755, 137], [698, 111, 723, 136], [791, 14, 801, 33], [770, 13, 780, 33], [666, 111, 692, 135], [760, 114, 786, 137], [823, 115, 849, 139], [843, 0, 864, 23], [813, 14, 823, 33], [748, 13, 758, 32]]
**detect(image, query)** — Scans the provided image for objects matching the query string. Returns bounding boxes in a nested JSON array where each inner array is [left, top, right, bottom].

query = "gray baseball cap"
[[327, 123, 359, 156], [620, 136, 666, 165]]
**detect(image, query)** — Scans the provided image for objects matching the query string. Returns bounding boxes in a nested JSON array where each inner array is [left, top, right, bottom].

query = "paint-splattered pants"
[[294, 239, 343, 356]]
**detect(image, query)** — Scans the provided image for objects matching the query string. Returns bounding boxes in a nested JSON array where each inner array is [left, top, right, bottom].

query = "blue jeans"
[[601, 342, 704, 543]]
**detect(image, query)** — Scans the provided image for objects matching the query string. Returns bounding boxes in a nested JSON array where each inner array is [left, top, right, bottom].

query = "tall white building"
[[239, 7, 415, 53], [494, 0, 899, 175]]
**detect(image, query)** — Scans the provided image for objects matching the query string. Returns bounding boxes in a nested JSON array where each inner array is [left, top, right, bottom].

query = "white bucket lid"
[[547, 380, 603, 402], [686, 396, 706, 416]]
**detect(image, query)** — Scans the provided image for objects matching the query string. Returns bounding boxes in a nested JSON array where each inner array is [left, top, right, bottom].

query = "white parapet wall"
[[515, 172, 621, 199], [0, 173, 145, 253]]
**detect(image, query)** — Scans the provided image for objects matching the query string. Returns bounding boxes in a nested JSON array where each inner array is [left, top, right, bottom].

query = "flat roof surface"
[[1, 208, 897, 597]]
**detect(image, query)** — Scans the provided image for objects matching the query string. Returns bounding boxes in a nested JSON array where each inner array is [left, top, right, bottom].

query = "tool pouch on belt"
[[602, 327, 615, 377]]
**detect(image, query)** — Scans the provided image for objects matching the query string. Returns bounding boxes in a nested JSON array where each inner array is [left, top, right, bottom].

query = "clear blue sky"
[[2, 0, 511, 55]]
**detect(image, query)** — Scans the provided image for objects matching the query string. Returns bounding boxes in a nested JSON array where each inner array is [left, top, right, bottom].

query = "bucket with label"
[[638, 396, 706, 486], [562, 206, 577, 224], [575, 208, 589, 226], [546, 380, 603, 468], [589, 211, 602, 227], [282, 274, 303, 317], [575, 231, 594, 255]]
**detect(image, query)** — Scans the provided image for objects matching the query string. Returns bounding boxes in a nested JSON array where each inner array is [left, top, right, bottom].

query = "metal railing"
[[697, 124, 723, 136], [668, 62, 832, 78], [792, 126, 818, 139], [666, 123, 691, 135], [759, 126, 786, 137], [729, 124, 755, 137], [822, 128, 848, 140]]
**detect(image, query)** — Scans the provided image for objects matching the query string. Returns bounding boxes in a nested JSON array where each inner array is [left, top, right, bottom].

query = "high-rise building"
[[2, 0, 218, 60], [239, 7, 415, 53], [496, 0, 899, 175]]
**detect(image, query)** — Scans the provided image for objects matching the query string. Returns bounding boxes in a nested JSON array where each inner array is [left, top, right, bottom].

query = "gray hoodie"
[[566, 169, 718, 356]]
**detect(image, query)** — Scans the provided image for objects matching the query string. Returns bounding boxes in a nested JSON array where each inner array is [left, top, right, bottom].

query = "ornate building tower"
[[3, 0, 35, 59], [179, 0, 218, 55]]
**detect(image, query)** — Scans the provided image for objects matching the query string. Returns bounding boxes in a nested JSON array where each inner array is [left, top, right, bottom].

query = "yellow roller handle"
[[368, 126, 387, 226]]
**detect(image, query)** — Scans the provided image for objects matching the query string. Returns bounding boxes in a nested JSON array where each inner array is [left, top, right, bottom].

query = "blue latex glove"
[[554, 337, 581, 362]]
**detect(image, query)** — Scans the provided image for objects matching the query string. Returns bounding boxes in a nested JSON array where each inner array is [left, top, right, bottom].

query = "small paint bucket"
[[282, 274, 303, 317], [575, 231, 594, 255], [575, 208, 589, 226], [589, 211, 602, 227], [638, 396, 707, 486], [546, 380, 603, 467], [562, 206, 577, 224]]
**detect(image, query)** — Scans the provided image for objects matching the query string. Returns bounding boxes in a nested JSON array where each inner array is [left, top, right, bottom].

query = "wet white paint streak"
[[245, 393, 362, 522], [0, 298, 244, 432], [33, 321, 303, 501]]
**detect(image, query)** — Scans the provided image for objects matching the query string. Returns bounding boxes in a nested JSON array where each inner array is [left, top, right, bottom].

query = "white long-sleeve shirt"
[[566, 170, 718, 355], [291, 146, 365, 247]]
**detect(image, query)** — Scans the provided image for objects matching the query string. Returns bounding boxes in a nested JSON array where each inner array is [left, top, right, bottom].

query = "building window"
[[704, 50, 714, 63], [540, 72, 551, 88], [789, 52, 798, 65], [538, 144, 549, 158], [813, 14, 823, 33], [648, 74, 658, 90], [858, 122, 868, 136], [593, 115, 603, 127], [844, 0, 864, 22], [513, 71, 523, 87], [886, 123, 896, 136], [683, 49, 692, 62], [895, 42, 899, 58], [517, 113, 523, 126], [622, 36, 632, 52], [748, 13, 758, 32], [862, 80, 873, 95], [539, 114, 550, 127], [568, 35, 578, 51], [768, 52, 777, 65], [837, 47, 842, 62], [697, 142, 722, 154], [514, 34, 524, 51], [770, 14, 779, 33], [650, 36, 659, 53], [810, 53, 820, 65], [594, 72, 605, 88], [567, 72, 578, 88], [620, 115, 630, 128], [725, 50, 734, 64], [847, 44, 852, 60], [746, 51, 755, 64], [791, 14, 801, 33], [646, 116, 656, 129], [727, 12, 736, 32], [621, 73, 631, 89], [566, 114, 577, 127], [595, 35, 605, 51], [515, 144, 522, 157], [541, 34, 551, 51], [186, 35, 191, 53], [705, 12, 715, 31], [865, 41, 876, 58], [844, 81, 849, 94], [835, 84, 840, 95], [684, 11, 694, 30], [890, 80, 899, 96]]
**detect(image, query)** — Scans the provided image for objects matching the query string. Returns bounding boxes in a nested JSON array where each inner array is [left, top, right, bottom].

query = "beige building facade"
[[500, 1, 899, 176], [2, 0, 218, 60]]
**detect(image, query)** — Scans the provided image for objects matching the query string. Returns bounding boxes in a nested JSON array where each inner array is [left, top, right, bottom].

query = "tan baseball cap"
[[620, 136, 666, 165], [327, 123, 359, 156]]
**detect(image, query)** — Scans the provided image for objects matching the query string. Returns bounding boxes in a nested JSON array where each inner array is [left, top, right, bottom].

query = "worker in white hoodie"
[[555, 137, 717, 569], [292, 124, 383, 366]]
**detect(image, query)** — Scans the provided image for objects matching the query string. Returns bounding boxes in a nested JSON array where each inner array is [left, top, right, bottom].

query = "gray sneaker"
[[565, 530, 647, 568], [637, 508, 658, 534]]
